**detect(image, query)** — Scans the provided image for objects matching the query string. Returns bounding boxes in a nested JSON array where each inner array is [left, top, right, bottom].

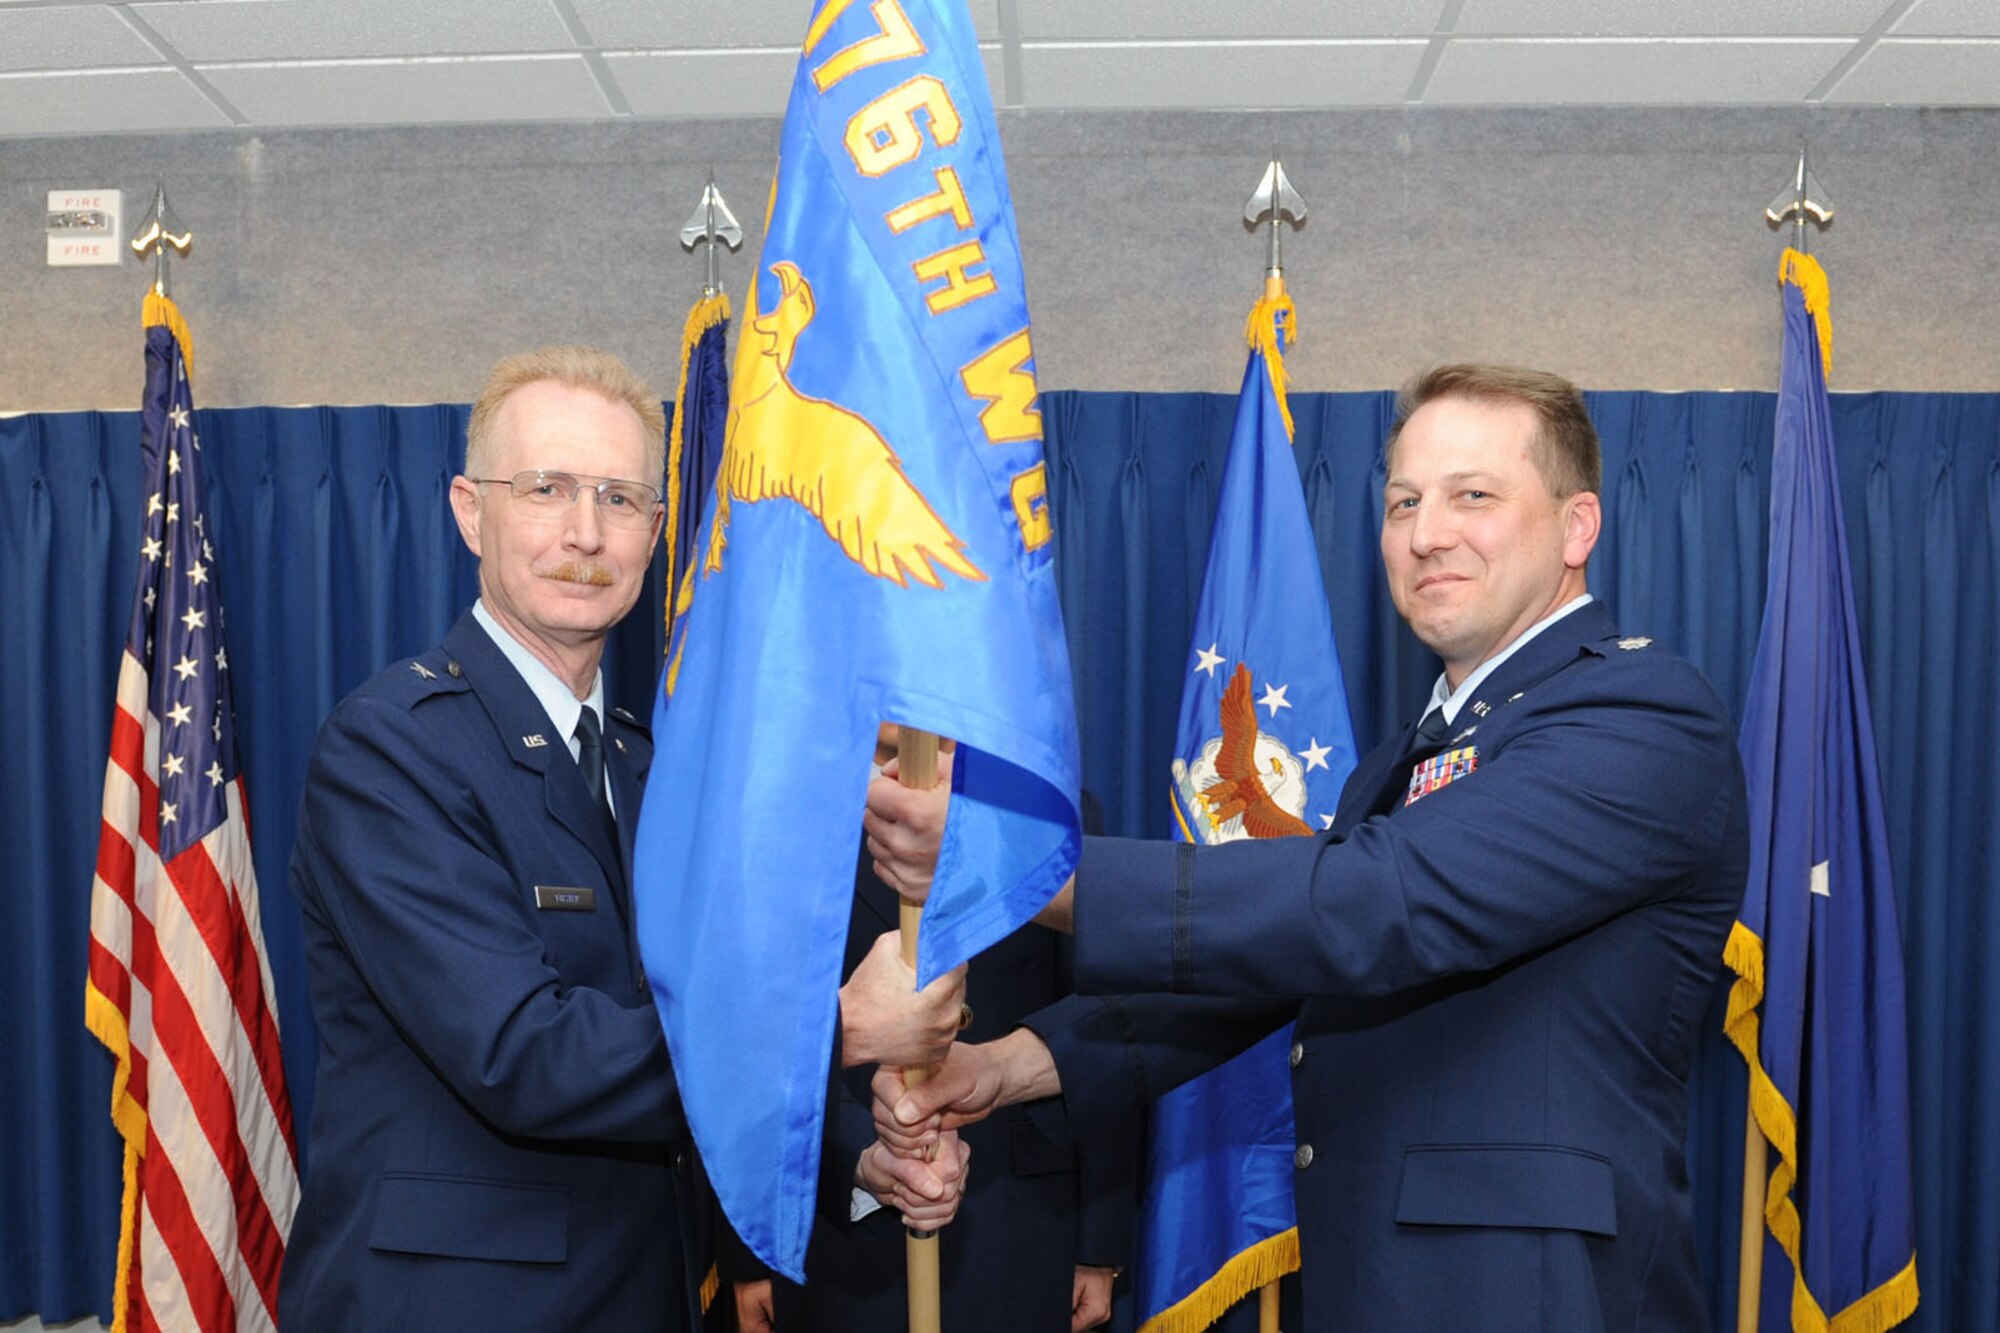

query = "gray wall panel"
[[3, 106, 1995, 412]]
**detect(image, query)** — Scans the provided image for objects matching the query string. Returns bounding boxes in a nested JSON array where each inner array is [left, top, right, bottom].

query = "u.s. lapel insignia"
[[1406, 745, 1479, 807], [1618, 636, 1653, 650], [613, 737, 628, 754], [522, 733, 548, 748], [1471, 699, 1491, 717], [409, 661, 437, 680]]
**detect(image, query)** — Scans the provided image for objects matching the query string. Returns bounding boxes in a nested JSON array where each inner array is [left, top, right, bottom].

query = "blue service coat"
[[725, 851, 1137, 1331], [279, 612, 699, 1331], [1025, 602, 1748, 1332]]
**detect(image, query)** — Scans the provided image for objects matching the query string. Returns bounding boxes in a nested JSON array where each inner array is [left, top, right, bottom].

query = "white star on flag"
[[187, 561, 208, 585], [142, 536, 163, 562], [1258, 682, 1292, 717], [1301, 737, 1333, 771], [167, 701, 193, 728], [181, 607, 206, 633], [1194, 643, 1225, 677], [168, 406, 190, 429], [1320, 814, 1336, 830], [206, 760, 226, 787], [163, 753, 186, 779], [173, 655, 199, 681], [159, 802, 178, 825]]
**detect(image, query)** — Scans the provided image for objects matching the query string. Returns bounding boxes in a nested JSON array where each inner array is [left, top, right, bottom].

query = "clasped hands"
[[830, 747, 968, 1228]]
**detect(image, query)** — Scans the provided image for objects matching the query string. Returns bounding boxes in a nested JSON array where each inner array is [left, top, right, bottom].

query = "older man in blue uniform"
[[279, 346, 968, 1331], [867, 364, 1750, 1332]]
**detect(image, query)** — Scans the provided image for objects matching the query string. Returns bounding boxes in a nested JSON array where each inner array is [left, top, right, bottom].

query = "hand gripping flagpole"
[[1243, 156, 1306, 1333], [895, 726, 945, 1333], [1736, 142, 1832, 1333]]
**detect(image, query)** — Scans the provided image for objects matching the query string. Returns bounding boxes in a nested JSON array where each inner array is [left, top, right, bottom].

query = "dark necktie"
[[1415, 705, 1449, 748], [574, 707, 612, 826]]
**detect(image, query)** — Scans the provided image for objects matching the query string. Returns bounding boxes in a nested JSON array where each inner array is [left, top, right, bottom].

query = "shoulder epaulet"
[[607, 703, 652, 739], [378, 648, 471, 709]]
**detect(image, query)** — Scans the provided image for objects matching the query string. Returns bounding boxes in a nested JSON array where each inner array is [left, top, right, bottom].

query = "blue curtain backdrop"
[[3, 390, 1994, 1330]]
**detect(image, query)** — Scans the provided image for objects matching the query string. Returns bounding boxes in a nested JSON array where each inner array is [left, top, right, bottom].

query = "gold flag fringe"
[[1723, 921, 1919, 1331], [1135, 1228, 1300, 1333]]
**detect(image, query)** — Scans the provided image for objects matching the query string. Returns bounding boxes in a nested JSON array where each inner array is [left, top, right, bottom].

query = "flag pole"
[[1737, 1116, 1767, 1333], [1737, 142, 1834, 1333], [666, 178, 741, 644], [1242, 157, 1306, 1333], [129, 179, 190, 299], [896, 726, 945, 1333]]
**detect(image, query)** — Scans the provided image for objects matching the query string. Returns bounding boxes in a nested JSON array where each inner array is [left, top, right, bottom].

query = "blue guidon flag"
[[1725, 248, 1919, 1332], [1140, 285, 1357, 1333], [633, 0, 1081, 1282]]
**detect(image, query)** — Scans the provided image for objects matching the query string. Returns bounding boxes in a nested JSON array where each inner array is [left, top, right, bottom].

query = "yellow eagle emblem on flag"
[[703, 261, 985, 590]]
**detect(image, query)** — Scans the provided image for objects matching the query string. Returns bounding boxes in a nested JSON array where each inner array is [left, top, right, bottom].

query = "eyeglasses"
[[473, 470, 662, 528]]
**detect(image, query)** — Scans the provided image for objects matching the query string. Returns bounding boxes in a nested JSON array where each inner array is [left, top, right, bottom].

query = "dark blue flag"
[[663, 291, 729, 646], [1725, 249, 1919, 1330], [632, 0, 1080, 1281], [1138, 288, 1357, 1331]]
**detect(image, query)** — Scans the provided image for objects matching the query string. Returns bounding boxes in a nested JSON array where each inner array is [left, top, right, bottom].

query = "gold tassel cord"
[[1242, 287, 1297, 442], [1779, 248, 1833, 379], [143, 291, 196, 390]]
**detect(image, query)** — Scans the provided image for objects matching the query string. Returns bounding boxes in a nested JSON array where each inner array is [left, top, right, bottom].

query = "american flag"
[[83, 294, 299, 1333]]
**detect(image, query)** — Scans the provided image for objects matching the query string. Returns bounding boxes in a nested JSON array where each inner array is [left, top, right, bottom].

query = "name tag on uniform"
[[533, 885, 597, 911]]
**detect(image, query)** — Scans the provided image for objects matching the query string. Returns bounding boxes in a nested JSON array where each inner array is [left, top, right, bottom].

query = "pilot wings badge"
[[1172, 663, 1314, 842], [703, 261, 985, 590]]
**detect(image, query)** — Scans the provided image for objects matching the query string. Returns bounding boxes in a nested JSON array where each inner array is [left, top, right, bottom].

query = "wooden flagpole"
[[896, 727, 944, 1333], [1737, 1097, 1767, 1332]]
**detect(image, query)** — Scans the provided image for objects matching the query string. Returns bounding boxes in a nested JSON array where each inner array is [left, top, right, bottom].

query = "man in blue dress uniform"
[[279, 346, 967, 1331], [866, 364, 1750, 1333]]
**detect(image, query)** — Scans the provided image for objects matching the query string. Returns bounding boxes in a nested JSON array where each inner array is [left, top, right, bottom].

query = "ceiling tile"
[[0, 7, 162, 72], [1020, 41, 1426, 109], [1825, 39, 2000, 102], [1893, 0, 2000, 37], [0, 67, 232, 136], [1426, 38, 1847, 103], [1013, 0, 1448, 40], [570, 0, 1000, 49], [1456, 0, 1892, 37], [604, 49, 795, 117], [131, 0, 572, 62], [606, 42, 1005, 118], [199, 55, 614, 127]]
